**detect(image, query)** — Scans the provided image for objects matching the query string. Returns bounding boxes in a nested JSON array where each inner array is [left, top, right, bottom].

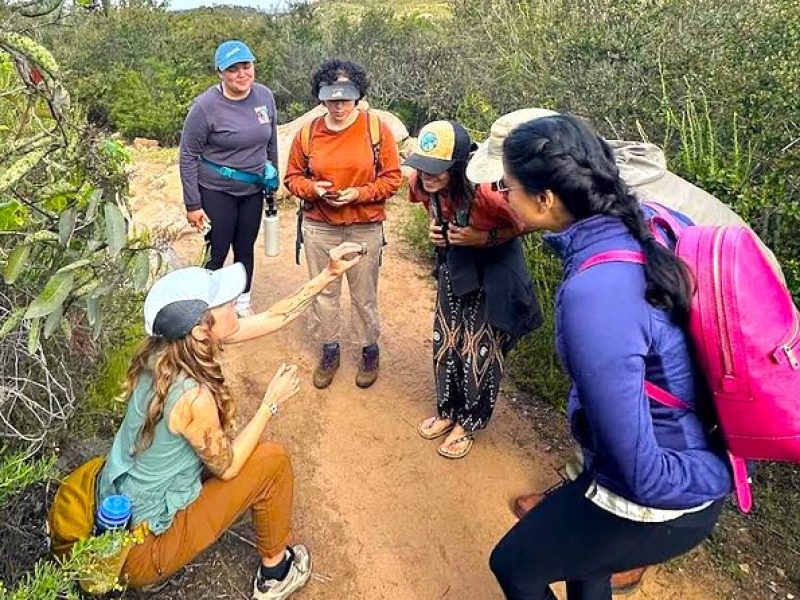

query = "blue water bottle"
[[95, 495, 132, 535]]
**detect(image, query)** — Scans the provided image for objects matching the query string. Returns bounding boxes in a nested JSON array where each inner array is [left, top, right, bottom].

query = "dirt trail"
[[128, 148, 731, 600]]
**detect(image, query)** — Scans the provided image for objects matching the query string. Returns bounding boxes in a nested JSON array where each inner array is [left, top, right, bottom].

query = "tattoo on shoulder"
[[197, 428, 233, 476]]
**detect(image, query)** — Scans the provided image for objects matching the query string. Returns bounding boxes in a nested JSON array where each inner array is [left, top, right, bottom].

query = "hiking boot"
[[512, 491, 648, 594], [610, 566, 648, 595], [252, 544, 312, 600], [313, 342, 340, 389], [355, 344, 379, 388]]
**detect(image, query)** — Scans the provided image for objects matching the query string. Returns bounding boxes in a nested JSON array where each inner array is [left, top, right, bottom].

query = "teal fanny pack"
[[201, 158, 279, 191]]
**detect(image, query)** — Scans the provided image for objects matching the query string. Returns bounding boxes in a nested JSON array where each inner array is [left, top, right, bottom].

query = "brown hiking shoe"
[[355, 344, 379, 388], [512, 489, 648, 594], [610, 567, 648, 595], [313, 343, 340, 389], [512, 491, 545, 520]]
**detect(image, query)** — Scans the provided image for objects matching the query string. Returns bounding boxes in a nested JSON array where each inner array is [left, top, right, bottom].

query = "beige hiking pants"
[[302, 219, 383, 347]]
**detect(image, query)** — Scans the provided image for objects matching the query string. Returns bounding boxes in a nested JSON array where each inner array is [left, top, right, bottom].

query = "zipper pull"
[[784, 345, 800, 370]]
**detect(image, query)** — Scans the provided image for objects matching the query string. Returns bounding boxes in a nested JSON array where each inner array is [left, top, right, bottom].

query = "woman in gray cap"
[[180, 40, 279, 317], [284, 58, 402, 390], [93, 242, 362, 599]]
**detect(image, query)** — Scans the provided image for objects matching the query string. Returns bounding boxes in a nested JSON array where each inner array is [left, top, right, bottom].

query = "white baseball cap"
[[466, 108, 559, 184], [144, 263, 246, 340]]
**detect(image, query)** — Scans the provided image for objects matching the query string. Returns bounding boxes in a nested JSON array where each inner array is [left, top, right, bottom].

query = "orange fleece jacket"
[[284, 110, 402, 225]]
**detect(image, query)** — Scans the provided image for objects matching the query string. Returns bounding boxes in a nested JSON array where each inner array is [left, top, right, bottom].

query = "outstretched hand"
[[326, 242, 364, 277], [263, 363, 300, 409]]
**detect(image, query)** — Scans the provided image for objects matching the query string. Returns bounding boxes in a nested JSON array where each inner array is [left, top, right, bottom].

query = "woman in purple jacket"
[[483, 114, 732, 600]]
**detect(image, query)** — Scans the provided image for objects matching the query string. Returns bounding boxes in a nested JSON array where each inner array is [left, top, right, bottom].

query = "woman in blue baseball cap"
[[179, 40, 278, 317]]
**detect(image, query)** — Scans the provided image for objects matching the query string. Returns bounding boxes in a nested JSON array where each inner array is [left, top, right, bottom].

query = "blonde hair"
[[126, 311, 235, 454]]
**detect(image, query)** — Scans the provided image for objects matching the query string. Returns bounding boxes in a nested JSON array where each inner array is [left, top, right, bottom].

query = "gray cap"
[[318, 80, 360, 101], [144, 263, 246, 340]]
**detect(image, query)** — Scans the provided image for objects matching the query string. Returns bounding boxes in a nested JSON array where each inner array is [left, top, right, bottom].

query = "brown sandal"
[[437, 433, 475, 459], [417, 416, 455, 440]]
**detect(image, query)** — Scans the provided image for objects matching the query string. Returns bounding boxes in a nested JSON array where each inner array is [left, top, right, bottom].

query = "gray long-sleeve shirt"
[[179, 83, 278, 210]]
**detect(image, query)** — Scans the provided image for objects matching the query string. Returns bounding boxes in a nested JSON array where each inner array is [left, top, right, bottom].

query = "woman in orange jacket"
[[284, 59, 402, 390]]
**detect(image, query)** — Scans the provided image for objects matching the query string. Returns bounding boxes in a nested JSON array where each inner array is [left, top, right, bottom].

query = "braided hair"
[[503, 114, 693, 322]]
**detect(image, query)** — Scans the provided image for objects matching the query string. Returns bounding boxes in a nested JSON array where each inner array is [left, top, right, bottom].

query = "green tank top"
[[98, 371, 203, 534]]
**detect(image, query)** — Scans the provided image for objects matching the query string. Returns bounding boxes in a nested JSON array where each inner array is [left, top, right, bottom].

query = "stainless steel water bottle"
[[262, 162, 280, 257]]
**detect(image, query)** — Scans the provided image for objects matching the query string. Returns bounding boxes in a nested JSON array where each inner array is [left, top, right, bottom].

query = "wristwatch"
[[267, 402, 278, 415]]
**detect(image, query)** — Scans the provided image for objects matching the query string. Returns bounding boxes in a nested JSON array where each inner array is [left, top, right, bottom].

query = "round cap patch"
[[419, 131, 439, 153]]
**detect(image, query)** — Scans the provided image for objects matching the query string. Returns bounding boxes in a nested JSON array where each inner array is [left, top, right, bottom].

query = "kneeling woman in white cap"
[[406, 121, 542, 458], [97, 243, 363, 599]]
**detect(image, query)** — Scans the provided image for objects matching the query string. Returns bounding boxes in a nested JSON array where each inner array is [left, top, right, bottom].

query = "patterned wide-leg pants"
[[432, 263, 509, 432]]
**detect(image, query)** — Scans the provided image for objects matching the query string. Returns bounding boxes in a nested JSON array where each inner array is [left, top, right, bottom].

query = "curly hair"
[[126, 311, 235, 454], [310, 58, 370, 102], [503, 114, 693, 322]]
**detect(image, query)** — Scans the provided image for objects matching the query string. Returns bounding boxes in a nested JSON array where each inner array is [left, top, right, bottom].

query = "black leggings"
[[200, 187, 263, 292], [490, 474, 723, 600]]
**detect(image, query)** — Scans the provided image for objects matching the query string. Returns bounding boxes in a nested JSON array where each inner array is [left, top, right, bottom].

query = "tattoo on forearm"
[[272, 289, 318, 323], [197, 429, 234, 477]]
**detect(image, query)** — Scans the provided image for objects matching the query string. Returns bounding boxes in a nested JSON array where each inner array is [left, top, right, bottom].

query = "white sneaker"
[[252, 545, 312, 600]]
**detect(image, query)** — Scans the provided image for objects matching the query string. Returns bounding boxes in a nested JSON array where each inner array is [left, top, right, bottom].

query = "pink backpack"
[[579, 202, 800, 512]]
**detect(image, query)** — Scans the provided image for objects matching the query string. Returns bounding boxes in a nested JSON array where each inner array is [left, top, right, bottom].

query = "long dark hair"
[[503, 114, 693, 322], [413, 159, 475, 211]]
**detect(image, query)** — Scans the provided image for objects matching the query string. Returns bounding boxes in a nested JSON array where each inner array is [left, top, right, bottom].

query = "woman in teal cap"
[[180, 40, 278, 317]]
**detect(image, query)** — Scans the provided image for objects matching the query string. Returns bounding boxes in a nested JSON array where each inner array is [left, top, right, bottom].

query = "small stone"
[[738, 563, 750, 575], [786, 593, 794, 599], [777, 568, 786, 578]]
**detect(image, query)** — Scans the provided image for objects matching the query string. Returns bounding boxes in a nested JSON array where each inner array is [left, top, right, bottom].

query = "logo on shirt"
[[254, 106, 270, 125], [419, 131, 438, 153]]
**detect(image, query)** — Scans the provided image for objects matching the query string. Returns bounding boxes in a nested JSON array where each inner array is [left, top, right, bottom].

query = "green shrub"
[[398, 201, 435, 262], [507, 237, 569, 407]]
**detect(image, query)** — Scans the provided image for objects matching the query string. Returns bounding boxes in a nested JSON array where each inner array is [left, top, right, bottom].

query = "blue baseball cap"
[[214, 40, 256, 71]]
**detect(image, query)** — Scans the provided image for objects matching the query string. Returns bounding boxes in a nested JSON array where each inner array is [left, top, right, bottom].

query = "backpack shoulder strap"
[[299, 118, 314, 158], [366, 110, 382, 175], [300, 116, 321, 177], [578, 250, 645, 273]]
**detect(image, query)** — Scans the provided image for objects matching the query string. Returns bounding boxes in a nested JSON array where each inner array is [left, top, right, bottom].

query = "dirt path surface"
[[128, 147, 731, 600]]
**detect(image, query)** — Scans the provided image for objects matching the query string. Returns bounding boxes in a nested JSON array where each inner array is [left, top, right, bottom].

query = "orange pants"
[[122, 442, 294, 588]]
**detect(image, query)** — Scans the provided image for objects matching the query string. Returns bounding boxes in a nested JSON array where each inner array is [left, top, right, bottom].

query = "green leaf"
[[73, 279, 101, 297], [86, 297, 100, 328], [131, 250, 150, 290], [91, 310, 103, 340], [3, 245, 30, 284], [28, 230, 58, 243], [58, 208, 75, 246], [0, 307, 25, 340], [90, 283, 114, 299], [43, 304, 64, 339], [60, 316, 72, 343], [0, 200, 28, 230], [85, 188, 102, 222], [104, 203, 126, 257], [27, 318, 41, 354], [56, 258, 92, 274], [25, 272, 74, 319]]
